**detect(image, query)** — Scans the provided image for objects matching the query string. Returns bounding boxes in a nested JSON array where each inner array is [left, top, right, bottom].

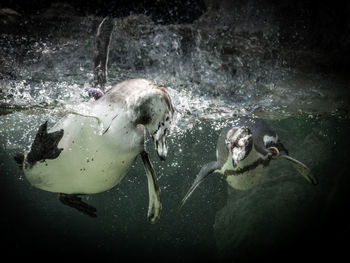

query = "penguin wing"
[[180, 161, 221, 209], [26, 121, 64, 165], [140, 151, 161, 224], [280, 154, 318, 185]]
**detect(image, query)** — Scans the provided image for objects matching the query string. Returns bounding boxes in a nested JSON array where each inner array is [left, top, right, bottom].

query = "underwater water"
[[1, 2, 350, 262]]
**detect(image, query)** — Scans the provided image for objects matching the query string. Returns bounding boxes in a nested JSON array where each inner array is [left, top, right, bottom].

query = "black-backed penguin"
[[14, 18, 174, 223], [180, 117, 317, 207]]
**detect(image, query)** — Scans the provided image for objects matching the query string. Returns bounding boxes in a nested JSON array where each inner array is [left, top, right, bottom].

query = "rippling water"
[[1, 5, 350, 261]]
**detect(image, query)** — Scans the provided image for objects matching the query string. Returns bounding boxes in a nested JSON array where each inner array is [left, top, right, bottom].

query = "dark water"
[[1, 1, 350, 262], [1, 116, 349, 261]]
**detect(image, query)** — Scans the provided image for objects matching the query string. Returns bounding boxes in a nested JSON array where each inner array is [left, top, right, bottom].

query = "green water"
[[1, 113, 349, 261], [1, 5, 350, 261]]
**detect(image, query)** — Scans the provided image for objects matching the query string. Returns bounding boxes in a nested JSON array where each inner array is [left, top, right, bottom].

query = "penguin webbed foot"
[[27, 121, 64, 164], [59, 193, 97, 218]]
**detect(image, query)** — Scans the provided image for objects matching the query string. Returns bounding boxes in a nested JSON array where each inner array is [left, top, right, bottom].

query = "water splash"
[[1, 13, 349, 151]]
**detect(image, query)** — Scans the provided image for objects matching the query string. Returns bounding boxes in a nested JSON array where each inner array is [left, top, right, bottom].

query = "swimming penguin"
[[180, 117, 317, 207], [14, 17, 174, 223]]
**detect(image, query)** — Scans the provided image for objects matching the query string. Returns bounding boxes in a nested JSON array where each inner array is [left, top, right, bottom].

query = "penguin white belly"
[[218, 148, 268, 190], [24, 112, 143, 194], [225, 166, 267, 190]]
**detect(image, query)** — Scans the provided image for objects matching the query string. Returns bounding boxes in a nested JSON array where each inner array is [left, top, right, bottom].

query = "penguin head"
[[137, 86, 173, 161], [226, 127, 253, 167]]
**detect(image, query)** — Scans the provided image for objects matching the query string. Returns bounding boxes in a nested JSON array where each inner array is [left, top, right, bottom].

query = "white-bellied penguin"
[[14, 17, 174, 223], [180, 117, 317, 207]]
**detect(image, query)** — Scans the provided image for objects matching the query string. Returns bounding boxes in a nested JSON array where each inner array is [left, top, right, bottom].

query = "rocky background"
[[1, 0, 349, 71]]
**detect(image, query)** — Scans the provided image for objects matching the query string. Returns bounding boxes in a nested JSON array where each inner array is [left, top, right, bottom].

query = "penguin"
[[14, 17, 174, 223], [180, 117, 318, 207]]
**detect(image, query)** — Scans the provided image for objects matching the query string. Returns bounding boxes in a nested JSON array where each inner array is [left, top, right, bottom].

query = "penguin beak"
[[150, 120, 171, 161], [231, 147, 246, 168], [154, 134, 168, 161], [232, 159, 239, 168]]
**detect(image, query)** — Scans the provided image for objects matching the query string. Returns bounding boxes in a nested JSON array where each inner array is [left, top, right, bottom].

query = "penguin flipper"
[[59, 193, 97, 218], [93, 17, 114, 93], [26, 121, 64, 165], [180, 161, 220, 209], [141, 151, 161, 224], [280, 155, 318, 185]]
